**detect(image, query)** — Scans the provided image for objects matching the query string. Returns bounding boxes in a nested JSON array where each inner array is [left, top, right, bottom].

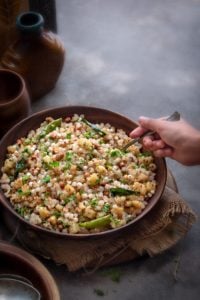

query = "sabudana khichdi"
[[0, 114, 157, 234]]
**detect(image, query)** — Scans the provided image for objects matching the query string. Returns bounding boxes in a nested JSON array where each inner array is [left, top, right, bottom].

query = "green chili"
[[110, 187, 140, 197], [82, 118, 106, 136], [79, 215, 111, 229], [39, 118, 62, 138]]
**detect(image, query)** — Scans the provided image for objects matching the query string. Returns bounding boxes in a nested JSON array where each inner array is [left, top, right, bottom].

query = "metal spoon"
[[122, 111, 180, 151]]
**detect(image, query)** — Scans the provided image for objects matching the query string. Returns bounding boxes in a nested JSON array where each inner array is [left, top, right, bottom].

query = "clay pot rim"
[[0, 69, 26, 108]]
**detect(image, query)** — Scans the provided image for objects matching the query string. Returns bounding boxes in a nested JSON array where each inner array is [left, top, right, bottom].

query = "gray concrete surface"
[[2, 0, 200, 299]]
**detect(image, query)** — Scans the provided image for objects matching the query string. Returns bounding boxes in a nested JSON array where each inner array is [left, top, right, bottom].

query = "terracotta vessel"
[[1, 11, 65, 101], [0, 68, 30, 138], [0, 241, 60, 299], [0, 0, 29, 59]]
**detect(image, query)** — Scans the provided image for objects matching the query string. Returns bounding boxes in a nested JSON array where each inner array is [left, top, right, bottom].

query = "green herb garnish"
[[89, 198, 98, 208], [102, 203, 111, 213], [110, 149, 123, 158], [64, 194, 76, 204], [110, 187, 140, 197], [15, 158, 27, 177], [22, 174, 30, 183], [17, 189, 31, 196], [42, 175, 51, 183], [66, 133, 72, 139], [65, 151, 73, 161]]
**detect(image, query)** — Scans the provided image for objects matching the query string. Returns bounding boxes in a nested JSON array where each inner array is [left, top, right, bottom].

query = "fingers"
[[130, 116, 164, 139], [138, 116, 162, 132], [130, 126, 147, 138], [143, 137, 166, 151], [153, 147, 173, 158]]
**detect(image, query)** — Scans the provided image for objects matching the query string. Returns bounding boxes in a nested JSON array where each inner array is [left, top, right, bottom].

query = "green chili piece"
[[79, 215, 111, 229], [82, 118, 106, 136], [110, 187, 140, 197], [39, 118, 62, 138]]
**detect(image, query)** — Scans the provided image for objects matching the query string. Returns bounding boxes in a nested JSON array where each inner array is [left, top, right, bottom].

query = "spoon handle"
[[122, 111, 180, 151]]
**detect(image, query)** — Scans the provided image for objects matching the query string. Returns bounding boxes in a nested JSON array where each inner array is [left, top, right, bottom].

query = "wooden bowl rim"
[[0, 105, 167, 239]]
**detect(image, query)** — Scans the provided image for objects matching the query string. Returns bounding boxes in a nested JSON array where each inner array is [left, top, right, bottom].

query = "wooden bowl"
[[0, 241, 60, 299], [0, 106, 167, 243]]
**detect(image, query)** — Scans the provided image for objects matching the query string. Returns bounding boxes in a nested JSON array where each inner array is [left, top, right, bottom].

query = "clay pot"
[[0, 241, 60, 299], [0, 68, 31, 138], [1, 11, 65, 101]]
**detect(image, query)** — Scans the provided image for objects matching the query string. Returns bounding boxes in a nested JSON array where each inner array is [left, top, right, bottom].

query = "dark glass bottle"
[[1, 11, 65, 101]]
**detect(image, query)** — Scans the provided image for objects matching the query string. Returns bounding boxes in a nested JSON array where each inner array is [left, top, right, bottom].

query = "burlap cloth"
[[5, 170, 197, 272]]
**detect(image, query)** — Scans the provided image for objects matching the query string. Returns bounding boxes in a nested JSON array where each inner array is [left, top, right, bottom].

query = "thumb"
[[138, 116, 161, 132]]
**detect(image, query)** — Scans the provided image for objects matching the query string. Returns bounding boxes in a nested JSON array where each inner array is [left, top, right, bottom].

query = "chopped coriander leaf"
[[84, 130, 96, 139], [16, 207, 27, 217], [65, 151, 73, 161], [42, 175, 51, 183], [17, 189, 31, 196], [102, 203, 111, 213], [53, 211, 62, 218], [22, 147, 30, 154], [48, 161, 60, 168], [15, 158, 27, 175], [66, 132, 72, 139], [64, 194, 76, 204], [89, 198, 98, 208], [110, 149, 123, 158], [22, 174, 30, 183], [24, 138, 31, 145]]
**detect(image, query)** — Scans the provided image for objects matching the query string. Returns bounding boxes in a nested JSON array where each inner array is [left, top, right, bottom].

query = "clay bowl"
[[0, 106, 167, 252], [0, 241, 60, 299], [0, 69, 31, 138]]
